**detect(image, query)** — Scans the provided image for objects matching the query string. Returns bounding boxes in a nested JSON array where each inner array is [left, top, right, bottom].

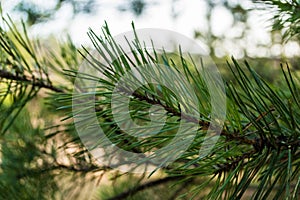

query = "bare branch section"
[[106, 176, 182, 200], [0, 69, 63, 93]]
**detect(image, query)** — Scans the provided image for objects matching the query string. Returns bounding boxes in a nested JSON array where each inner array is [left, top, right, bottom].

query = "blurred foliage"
[[0, 12, 99, 199], [118, 0, 149, 16], [9, 0, 300, 59], [15, 0, 97, 25], [0, 108, 57, 200], [14, 0, 150, 25], [194, 0, 251, 57], [256, 0, 300, 41]]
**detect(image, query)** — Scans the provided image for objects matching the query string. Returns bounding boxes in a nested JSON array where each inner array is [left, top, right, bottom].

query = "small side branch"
[[106, 176, 182, 200], [215, 150, 256, 174], [0, 69, 63, 93]]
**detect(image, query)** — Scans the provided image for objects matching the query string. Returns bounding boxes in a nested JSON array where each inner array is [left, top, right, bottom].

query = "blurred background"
[[3, 0, 300, 81], [2, 0, 299, 58]]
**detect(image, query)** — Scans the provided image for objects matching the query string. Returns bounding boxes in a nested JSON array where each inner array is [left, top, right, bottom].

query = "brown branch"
[[119, 87, 255, 146], [16, 163, 104, 180], [114, 86, 300, 153], [131, 89, 200, 124], [215, 150, 256, 174], [0, 69, 63, 93], [106, 176, 182, 200], [128, 89, 300, 148], [242, 107, 276, 132]]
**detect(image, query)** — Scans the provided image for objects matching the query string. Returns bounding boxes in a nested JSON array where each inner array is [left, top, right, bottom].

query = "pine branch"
[[119, 86, 201, 124], [215, 150, 256, 174], [106, 176, 183, 200], [15, 164, 102, 180], [64, 22, 300, 199], [118, 87, 264, 147], [0, 69, 63, 93]]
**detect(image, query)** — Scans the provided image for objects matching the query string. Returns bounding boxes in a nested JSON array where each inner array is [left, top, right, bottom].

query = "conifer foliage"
[[0, 1, 300, 199]]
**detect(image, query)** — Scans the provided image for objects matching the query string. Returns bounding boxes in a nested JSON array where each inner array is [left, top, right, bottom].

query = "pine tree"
[[0, 1, 300, 199]]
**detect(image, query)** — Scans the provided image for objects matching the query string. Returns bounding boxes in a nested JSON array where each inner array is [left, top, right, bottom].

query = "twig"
[[215, 150, 256, 174], [16, 163, 105, 179], [167, 179, 192, 200], [242, 107, 275, 132], [0, 69, 63, 93], [106, 176, 182, 200], [118, 87, 255, 146]]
